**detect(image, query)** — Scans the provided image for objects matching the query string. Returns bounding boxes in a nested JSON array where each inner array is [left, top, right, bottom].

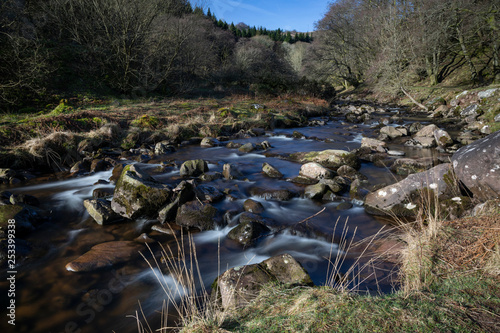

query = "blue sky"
[[206, 0, 331, 32]]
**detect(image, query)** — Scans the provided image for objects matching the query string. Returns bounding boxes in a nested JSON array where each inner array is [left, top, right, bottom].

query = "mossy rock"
[[290, 149, 360, 171]]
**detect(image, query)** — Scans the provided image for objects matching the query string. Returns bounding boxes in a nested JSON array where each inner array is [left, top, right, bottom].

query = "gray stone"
[[155, 141, 175, 155], [195, 185, 224, 203], [290, 149, 360, 171], [452, 131, 500, 201], [380, 126, 404, 140], [70, 161, 89, 175], [249, 187, 298, 201], [299, 162, 334, 180], [304, 183, 328, 200], [176, 201, 221, 230], [460, 104, 479, 118], [433, 128, 453, 147], [415, 124, 439, 138], [199, 171, 223, 182], [477, 88, 498, 99], [239, 143, 256, 153], [243, 199, 265, 214], [215, 253, 312, 310], [365, 163, 454, 216], [84, 199, 122, 225], [223, 163, 244, 180], [179, 159, 209, 177], [262, 162, 283, 178], [227, 221, 270, 247], [111, 164, 172, 219], [361, 137, 387, 152], [200, 137, 217, 147], [494, 114, 500, 122]]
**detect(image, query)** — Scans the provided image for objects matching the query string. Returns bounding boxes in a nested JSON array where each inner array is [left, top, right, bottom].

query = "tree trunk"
[[400, 87, 428, 112], [456, 26, 478, 82]]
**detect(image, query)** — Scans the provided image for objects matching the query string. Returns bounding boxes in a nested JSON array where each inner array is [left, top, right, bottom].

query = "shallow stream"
[[0, 109, 446, 332]]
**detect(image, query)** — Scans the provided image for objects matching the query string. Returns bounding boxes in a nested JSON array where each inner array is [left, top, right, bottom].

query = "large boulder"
[[299, 162, 334, 180], [290, 149, 360, 171], [179, 159, 209, 177], [215, 253, 313, 310], [452, 131, 500, 201], [84, 199, 122, 225], [365, 163, 455, 216], [380, 126, 405, 140], [111, 164, 171, 219], [361, 137, 387, 153], [65, 241, 142, 272], [175, 201, 222, 230]]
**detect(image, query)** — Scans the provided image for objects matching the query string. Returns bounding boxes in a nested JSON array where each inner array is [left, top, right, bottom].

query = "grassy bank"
[[175, 213, 499, 333]]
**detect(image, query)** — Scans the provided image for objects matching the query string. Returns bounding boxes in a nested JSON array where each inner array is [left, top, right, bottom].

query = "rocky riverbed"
[[0, 92, 499, 332]]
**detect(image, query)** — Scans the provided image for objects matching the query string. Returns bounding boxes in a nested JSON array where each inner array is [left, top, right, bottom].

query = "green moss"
[[131, 114, 160, 129]]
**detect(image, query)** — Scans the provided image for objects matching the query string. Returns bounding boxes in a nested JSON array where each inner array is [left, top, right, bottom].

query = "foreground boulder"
[[290, 149, 360, 171], [452, 130, 500, 201], [65, 241, 142, 272], [215, 253, 313, 310], [365, 163, 454, 216], [111, 164, 171, 219]]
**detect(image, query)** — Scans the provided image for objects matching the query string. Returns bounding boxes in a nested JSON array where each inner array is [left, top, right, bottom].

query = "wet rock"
[[223, 163, 244, 180], [243, 199, 265, 214], [92, 187, 114, 198], [0, 205, 38, 236], [84, 199, 122, 225], [336, 202, 353, 211], [321, 178, 345, 193], [299, 162, 334, 180], [176, 201, 222, 230], [111, 164, 172, 219], [337, 165, 366, 180], [179, 159, 209, 177], [365, 163, 454, 216], [304, 183, 328, 200], [249, 187, 298, 201], [195, 185, 224, 203], [200, 137, 217, 147], [262, 162, 283, 178], [452, 131, 500, 201], [134, 233, 156, 243], [260, 140, 272, 150], [239, 143, 256, 153], [90, 159, 110, 173], [433, 128, 453, 147], [290, 149, 360, 171], [65, 241, 142, 272], [227, 221, 270, 247], [289, 175, 319, 185], [70, 161, 90, 175], [154, 141, 176, 155], [9, 194, 39, 206], [494, 114, 500, 122], [199, 171, 223, 182], [215, 253, 312, 310], [380, 126, 405, 140], [292, 131, 305, 139], [226, 141, 242, 149], [249, 127, 265, 136], [361, 137, 387, 153], [109, 163, 125, 183], [350, 178, 369, 200], [408, 122, 424, 134], [158, 200, 179, 224]]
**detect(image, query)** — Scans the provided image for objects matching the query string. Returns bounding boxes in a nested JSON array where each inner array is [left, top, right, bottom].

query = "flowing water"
[[0, 110, 447, 332]]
